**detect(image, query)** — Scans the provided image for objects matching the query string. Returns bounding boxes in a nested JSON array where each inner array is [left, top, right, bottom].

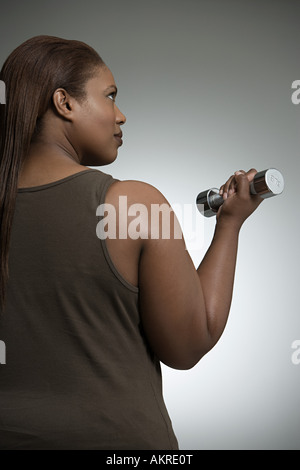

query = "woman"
[[0, 36, 262, 450]]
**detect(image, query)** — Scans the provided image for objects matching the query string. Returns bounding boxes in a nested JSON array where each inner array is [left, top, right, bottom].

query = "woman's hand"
[[216, 168, 263, 227]]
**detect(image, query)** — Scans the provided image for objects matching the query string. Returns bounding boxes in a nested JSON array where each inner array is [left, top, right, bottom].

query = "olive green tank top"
[[0, 168, 178, 450]]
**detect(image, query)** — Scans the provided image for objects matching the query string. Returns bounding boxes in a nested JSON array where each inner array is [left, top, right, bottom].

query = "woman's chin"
[[82, 153, 118, 166]]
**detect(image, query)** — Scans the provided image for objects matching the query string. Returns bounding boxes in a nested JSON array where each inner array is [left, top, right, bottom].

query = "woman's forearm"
[[197, 220, 241, 348]]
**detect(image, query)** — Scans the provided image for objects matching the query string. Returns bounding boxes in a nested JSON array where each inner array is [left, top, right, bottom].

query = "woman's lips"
[[114, 132, 123, 146]]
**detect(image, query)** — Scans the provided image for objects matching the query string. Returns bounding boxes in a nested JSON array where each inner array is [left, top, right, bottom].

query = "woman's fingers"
[[219, 171, 245, 199], [244, 168, 257, 183], [219, 169, 257, 200], [216, 168, 263, 225]]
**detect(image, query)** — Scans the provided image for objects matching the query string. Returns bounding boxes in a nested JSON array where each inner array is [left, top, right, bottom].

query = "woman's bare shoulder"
[[106, 179, 169, 207]]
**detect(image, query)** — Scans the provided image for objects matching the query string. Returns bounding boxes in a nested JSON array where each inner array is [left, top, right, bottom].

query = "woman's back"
[[0, 168, 178, 449]]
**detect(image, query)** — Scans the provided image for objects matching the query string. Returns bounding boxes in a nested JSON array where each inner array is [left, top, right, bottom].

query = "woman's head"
[[0, 35, 125, 160], [0, 35, 125, 312], [49, 65, 126, 166]]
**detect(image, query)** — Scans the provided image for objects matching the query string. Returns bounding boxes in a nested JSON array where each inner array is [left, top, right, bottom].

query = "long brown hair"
[[0, 35, 105, 313]]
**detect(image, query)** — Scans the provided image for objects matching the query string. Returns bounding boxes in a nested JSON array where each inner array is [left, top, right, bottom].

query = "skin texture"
[[19, 66, 263, 370]]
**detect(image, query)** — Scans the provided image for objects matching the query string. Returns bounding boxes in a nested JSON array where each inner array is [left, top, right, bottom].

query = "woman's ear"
[[52, 88, 74, 120]]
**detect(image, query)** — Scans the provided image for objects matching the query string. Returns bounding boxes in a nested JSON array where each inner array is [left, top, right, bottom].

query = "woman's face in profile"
[[73, 66, 126, 166]]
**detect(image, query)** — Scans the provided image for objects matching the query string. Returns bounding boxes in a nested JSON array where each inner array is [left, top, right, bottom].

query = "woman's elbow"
[[159, 347, 209, 370]]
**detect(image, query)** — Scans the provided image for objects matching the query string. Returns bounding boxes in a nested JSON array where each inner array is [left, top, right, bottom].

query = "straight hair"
[[0, 35, 105, 313]]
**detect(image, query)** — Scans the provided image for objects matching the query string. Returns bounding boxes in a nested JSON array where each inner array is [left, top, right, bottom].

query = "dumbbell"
[[196, 168, 284, 217]]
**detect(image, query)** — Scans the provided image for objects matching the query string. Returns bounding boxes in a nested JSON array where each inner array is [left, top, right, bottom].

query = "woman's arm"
[[195, 170, 263, 355], [105, 169, 262, 370]]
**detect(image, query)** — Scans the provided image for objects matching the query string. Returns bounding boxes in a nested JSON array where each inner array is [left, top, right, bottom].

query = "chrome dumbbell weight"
[[196, 168, 284, 217]]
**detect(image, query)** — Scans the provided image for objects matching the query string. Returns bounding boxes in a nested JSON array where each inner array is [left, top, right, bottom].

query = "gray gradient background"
[[1, 0, 299, 450]]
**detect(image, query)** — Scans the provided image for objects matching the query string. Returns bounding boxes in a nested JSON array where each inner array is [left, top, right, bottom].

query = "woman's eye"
[[108, 93, 116, 102]]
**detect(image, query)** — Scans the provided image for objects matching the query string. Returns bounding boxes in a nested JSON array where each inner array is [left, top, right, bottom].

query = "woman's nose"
[[116, 105, 126, 125]]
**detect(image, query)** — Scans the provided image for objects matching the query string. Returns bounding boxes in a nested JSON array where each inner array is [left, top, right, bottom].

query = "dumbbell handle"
[[196, 168, 284, 217]]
